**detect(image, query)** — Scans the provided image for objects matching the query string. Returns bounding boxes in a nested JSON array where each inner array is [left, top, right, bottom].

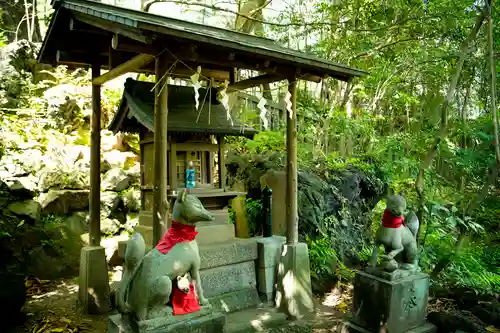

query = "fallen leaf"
[[487, 326, 500, 333]]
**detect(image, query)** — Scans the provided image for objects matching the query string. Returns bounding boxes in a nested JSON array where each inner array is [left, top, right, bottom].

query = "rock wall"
[[0, 130, 141, 279]]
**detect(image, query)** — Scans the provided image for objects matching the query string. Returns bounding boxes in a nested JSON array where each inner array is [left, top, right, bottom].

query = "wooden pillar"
[[217, 135, 226, 190], [209, 151, 215, 187], [286, 78, 298, 245], [152, 56, 169, 246], [89, 63, 101, 247], [170, 143, 177, 192]]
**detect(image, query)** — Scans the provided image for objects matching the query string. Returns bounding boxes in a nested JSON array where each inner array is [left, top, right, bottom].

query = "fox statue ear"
[[178, 188, 188, 203]]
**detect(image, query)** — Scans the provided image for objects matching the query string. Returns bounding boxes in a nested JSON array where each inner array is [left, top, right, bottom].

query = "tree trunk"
[[431, 3, 497, 278], [415, 11, 485, 243]]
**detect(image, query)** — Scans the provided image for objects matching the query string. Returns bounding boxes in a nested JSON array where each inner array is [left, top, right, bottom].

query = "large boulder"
[[122, 187, 141, 212], [7, 200, 41, 221], [65, 212, 89, 235], [102, 149, 138, 170], [101, 191, 121, 218], [4, 175, 38, 197], [102, 168, 132, 192], [38, 189, 89, 214], [38, 145, 90, 191]]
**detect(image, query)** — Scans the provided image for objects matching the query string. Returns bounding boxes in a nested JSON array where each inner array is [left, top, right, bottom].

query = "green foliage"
[[245, 198, 263, 236], [307, 235, 354, 282]]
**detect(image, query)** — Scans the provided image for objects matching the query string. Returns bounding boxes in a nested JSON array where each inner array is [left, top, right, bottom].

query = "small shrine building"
[[108, 78, 257, 244]]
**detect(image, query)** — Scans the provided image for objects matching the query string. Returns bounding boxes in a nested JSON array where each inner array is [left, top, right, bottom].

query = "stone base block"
[[108, 309, 226, 333], [209, 288, 261, 313], [351, 270, 430, 333], [255, 236, 286, 302], [341, 321, 437, 333], [78, 246, 110, 314], [275, 242, 314, 319]]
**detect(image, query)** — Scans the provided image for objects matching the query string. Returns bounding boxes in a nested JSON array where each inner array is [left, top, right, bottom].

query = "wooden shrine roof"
[[109, 78, 258, 138], [38, 0, 367, 82]]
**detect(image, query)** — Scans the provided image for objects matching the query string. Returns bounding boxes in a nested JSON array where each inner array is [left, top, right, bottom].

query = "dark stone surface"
[[341, 321, 437, 333], [427, 311, 489, 333], [351, 270, 430, 333], [0, 272, 27, 328]]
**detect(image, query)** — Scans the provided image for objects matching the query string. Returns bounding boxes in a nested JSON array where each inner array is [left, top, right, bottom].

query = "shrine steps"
[[198, 238, 261, 313], [225, 305, 287, 333]]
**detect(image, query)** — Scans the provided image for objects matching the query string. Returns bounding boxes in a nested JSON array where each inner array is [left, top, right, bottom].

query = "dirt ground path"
[[10, 277, 350, 333]]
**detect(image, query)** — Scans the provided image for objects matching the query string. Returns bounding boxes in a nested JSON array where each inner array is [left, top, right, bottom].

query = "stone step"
[[226, 306, 288, 333], [208, 288, 262, 314], [199, 238, 257, 269], [200, 261, 257, 299], [196, 224, 235, 245], [189, 187, 225, 194]]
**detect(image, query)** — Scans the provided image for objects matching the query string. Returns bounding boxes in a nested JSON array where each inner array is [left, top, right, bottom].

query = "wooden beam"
[[112, 34, 158, 55], [89, 63, 102, 247], [69, 18, 109, 36], [92, 54, 155, 85], [56, 50, 107, 68], [286, 78, 298, 245], [152, 55, 169, 245], [227, 73, 284, 92], [111, 39, 322, 81], [73, 13, 152, 45]]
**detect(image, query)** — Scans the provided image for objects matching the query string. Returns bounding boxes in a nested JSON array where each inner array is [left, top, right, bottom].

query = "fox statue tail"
[[115, 233, 146, 313], [405, 211, 420, 239]]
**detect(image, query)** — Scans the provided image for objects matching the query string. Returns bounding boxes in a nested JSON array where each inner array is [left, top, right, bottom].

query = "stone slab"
[[78, 246, 110, 314], [200, 261, 257, 298], [255, 236, 286, 268], [257, 266, 276, 295], [196, 224, 235, 245], [199, 238, 257, 270], [135, 224, 153, 248], [275, 242, 315, 319], [364, 266, 421, 281], [351, 270, 430, 333], [226, 306, 287, 333], [108, 310, 226, 333], [209, 287, 262, 313], [341, 321, 437, 333]]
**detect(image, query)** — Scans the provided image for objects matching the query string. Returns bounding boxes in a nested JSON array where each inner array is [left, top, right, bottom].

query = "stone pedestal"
[[275, 242, 315, 319], [344, 269, 437, 333], [78, 246, 110, 314], [255, 236, 286, 303], [108, 308, 226, 333]]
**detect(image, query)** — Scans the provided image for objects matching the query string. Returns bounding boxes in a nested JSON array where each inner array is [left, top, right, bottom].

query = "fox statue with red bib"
[[368, 194, 420, 272], [115, 189, 214, 321]]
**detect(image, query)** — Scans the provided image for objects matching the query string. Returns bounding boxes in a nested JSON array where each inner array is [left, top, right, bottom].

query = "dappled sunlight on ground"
[[320, 283, 353, 314], [10, 277, 110, 333], [28, 279, 78, 304]]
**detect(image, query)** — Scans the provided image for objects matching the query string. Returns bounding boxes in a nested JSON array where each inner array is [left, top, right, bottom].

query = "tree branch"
[[142, 0, 456, 32]]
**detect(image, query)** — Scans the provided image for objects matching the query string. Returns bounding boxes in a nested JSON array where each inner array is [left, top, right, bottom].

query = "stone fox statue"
[[369, 194, 420, 271], [115, 189, 214, 320]]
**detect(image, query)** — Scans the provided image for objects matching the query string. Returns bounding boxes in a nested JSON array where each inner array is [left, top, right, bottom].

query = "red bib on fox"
[[155, 221, 198, 254], [382, 209, 406, 228]]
